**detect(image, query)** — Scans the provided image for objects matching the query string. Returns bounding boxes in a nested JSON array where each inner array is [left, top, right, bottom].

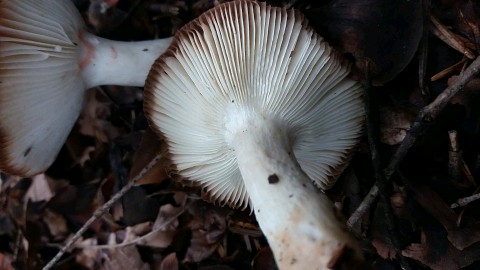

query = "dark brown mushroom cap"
[[145, 0, 364, 209], [0, 0, 85, 176]]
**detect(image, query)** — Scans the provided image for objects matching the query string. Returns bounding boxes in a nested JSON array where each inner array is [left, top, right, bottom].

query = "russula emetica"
[[0, 0, 172, 176], [145, 1, 365, 269]]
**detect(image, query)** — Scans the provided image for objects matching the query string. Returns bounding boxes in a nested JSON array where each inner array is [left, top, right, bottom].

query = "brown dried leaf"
[[183, 202, 228, 263], [78, 90, 121, 143], [252, 247, 276, 270], [26, 174, 53, 203], [409, 183, 480, 250], [402, 230, 480, 270], [159, 252, 179, 270], [102, 233, 149, 270], [129, 128, 169, 185], [305, 0, 423, 84], [75, 238, 100, 269], [0, 253, 14, 270], [371, 239, 397, 260], [379, 105, 417, 146], [42, 209, 68, 240]]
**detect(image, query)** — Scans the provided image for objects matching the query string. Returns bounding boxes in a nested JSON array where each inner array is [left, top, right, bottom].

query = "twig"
[[385, 55, 480, 180], [431, 15, 475, 59], [363, 68, 412, 269], [418, 0, 431, 95], [347, 185, 378, 228], [350, 55, 480, 243], [451, 193, 480, 208], [448, 130, 462, 181], [76, 202, 190, 249], [42, 153, 163, 270]]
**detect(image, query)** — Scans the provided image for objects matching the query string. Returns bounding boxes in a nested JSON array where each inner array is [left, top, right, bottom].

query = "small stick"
[[418, 0, 431, 95], [431, 58, 468, 82], [430, 15, 475, 59], [451, 193, 480, 208], [42, 153, 163, 270], [363, 67, 412, 269], [448, 130, 462, 181], [347, 185, 378, 228], [351, 55, 480, 235]]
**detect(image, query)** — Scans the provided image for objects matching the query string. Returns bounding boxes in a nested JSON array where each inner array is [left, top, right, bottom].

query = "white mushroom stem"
[[230, 114, 361, 269], [79, 32, 173, 88]]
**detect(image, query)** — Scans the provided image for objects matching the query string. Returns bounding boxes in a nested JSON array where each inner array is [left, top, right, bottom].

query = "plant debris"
[[2, 0, 480, 269]]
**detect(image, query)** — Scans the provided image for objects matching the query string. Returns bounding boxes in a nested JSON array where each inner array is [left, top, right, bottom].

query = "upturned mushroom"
[[145, 1, 365, 269], [0, 0, 172, 176]]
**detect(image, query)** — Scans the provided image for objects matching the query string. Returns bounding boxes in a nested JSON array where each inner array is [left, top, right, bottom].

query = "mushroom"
[[145, 1, 365, 269], [0, 0, 172, 176]]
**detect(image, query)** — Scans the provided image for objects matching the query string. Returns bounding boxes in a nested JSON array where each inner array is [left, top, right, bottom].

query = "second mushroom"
[[145, 1, 365, 269]]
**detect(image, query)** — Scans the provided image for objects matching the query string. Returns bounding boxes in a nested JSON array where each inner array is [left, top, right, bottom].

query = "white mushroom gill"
[[0, 0, 172, 176], [146, 1, 365, 268]]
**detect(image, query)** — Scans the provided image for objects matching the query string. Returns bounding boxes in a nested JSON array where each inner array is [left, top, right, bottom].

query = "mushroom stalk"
[[79, 32, 173, 88], [231, 114, 361, 269]]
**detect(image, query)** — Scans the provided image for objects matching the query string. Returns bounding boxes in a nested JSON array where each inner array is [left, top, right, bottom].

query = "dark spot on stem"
[[268, 174, 279, 184], [143, 48, 149, 52], [231, 100, 234, 103], [23, 146, 32, 157], [289, 194, 293, 198]]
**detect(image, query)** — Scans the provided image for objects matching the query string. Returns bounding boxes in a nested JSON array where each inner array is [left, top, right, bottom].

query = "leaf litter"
[[2, 0, 480, 269]]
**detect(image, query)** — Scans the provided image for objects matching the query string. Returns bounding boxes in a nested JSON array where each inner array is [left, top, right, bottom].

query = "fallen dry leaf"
[[26, 174, 53, 203], [402, 230, 480, 269], [102, 233, 149, 270], [42, 209, 68, 241], [408, 182, 480, 250], [183, 202, 228, 263], [371, 238, 397, 260], [159, 252, 179, 270], [0, 253, 14, 270], [379, 105, 417, 145], [129, 128, 169, 185]]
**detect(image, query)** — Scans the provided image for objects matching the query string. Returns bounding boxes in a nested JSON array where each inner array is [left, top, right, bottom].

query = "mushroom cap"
[[0, 0, 85, 176], [145, 0, 364, 208]]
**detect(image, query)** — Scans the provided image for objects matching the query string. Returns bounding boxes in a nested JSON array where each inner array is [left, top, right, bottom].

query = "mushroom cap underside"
[[145, 0, 364, 209], [0, 0, 85, 176]]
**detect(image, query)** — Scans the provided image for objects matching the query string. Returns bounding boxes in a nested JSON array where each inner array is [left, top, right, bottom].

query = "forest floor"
[[2, 0, 480, 269]]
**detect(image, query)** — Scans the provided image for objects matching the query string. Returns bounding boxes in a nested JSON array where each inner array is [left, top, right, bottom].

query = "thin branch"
[[42, 153, 163, 270], [347, 185, 378, 228], [349, 54, 480, 243], [451, 193, 480, 208], [76, 202, 190, 249], [363, 69, 412, 269]]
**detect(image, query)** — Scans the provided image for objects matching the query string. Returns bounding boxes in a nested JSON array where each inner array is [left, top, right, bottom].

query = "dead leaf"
[[75, 238, 101, 269], [159, 252, 179, 270], [42, 209, 68, 240], [408, 182, 480, 250], [371, 239, 397, 260], [252, 247, 276, 270], [183, 202, 228, 263], [305, 0, 423, 84], [26, 174, 53, 203], [102, 233, 149, 270], [129, 128, 169, 185], [379, 105, 417, 145], [78, 90, 121, 143], [0, 253, 14, 270], [402, 230, 480, 270]]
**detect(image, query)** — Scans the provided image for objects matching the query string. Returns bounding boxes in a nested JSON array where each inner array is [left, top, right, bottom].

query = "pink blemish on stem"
[[78, 31, 95, 71], [110, 46, 118, 59]]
